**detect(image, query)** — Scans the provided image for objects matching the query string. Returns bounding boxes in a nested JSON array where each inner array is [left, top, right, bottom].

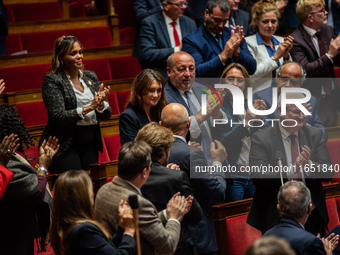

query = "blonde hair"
[[296, 0, 325, 22], [49, 36, 83, 74], [251, 0, 280, 32]]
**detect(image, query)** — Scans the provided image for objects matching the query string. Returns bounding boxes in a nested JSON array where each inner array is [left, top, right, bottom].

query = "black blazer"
[[141, 161, 202, 255], [119, 107, 150, 146], [66, 222, 136, 255], [39, 70, 112, 157], [247, 123, 333, 233]]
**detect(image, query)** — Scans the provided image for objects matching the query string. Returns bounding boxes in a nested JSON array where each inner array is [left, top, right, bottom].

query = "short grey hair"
[[277, 181, 311, 219], [206, 0, 230, 13]]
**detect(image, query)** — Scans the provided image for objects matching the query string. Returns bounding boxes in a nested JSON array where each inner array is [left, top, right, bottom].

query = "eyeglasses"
[[226, 77, 245, 84], [310, 8, 326, 15], [278, 77, 302, 87], [166, 1, 188, 7], [288, 109, 305, 116]]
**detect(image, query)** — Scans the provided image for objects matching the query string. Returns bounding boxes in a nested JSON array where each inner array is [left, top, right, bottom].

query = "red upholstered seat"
[[107, 92, 120, 115], [116, 90, 131, 113], [326, 198, 340, 232], [12, 2, 62, 22], [120, 27, 136, 45], [98, 137, 110, 163], [106, 176, 114, 182], [109, 56, 141, 79], [83, 59, 112, 81], [113, 0, 136, 29], [0, 63, 50, 92], [226, 214, 262, 255], [22, 146, 39, 168], [335, 68, 340, 78], [6, 34, 23, 55], [326, 140, 340, 183], [21, 30, 67, 53], [5, 4, 15, 23], [16, 101, 48, 127], [67, 27, 112, 48], [69, 1, 87, 18], [103, 134, 121, 161]]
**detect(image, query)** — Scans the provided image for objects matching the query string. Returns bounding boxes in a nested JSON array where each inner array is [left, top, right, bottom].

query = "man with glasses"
[[290, 0, 340, 127], [247, 91, 333, 237], [133, 0, 196, 80], [253, 61, 327, 139], [181, 0, 256, 78]]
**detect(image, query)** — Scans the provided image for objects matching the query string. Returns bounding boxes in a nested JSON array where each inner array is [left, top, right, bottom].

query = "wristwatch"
[[37, 166, 49, 175]]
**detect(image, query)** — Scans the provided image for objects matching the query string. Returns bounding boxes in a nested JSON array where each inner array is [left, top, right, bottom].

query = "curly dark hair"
[[0, 104, 34, 153]]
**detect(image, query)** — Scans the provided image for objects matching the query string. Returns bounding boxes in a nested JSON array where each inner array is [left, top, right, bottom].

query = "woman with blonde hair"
[[50, 170, 136, 255], [119, 69, 167, 145], [245, 0, 294, 92]]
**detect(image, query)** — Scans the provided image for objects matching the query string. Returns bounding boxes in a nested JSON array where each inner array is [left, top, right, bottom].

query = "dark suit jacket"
[[0, 0, 8, 36], [95, 176, 181, 255], [234, 9, 252, 36], [142, 161, 202, 255], [133, 11, 196, 78], [182, 25, 256, 77], [264, 218, 327, 255], [247, 124, 332, 233], [39, 70, 112, 157], [119, 107, 150, 145], [325, 225, 340, 254], [66, 222, 136, 255], [326, 0, 340, 35], [132, 0, 161, 25], [169, 137, 227, 254], [253, 87, 327, 140]]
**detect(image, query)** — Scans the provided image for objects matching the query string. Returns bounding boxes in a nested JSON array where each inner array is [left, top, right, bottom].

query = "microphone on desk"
[[129, 194, 141, 255], [275, 151, 284, 186]]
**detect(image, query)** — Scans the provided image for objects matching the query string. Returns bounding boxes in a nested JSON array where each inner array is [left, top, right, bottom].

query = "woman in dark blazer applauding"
[[39, 36, 112, 173], [51, 170, 136, 255], [119, 69, 167, 145]]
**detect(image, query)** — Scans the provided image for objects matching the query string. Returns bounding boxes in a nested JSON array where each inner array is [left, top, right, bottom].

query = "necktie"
[[215, 33, 223, 50], [170, 21, 180, 47], [315, 32, 332, 95], [185, 91, 212, 162], [289, 135, 302, 181]]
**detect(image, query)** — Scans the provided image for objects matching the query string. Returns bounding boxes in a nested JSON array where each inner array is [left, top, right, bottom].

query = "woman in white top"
[[39, 36, 112, 173], [245, 0, 294, 92]]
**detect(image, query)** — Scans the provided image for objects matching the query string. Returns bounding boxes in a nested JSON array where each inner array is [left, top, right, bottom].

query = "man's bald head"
[[160, 103, 190, 134]]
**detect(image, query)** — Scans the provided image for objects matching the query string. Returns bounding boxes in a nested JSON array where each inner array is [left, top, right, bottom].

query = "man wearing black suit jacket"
[[160, 103, 227, 255], [135, 122, 202, 255], [247, 92, 333, 236]]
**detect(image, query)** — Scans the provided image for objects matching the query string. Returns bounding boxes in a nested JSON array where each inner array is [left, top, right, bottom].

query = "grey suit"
[[133, 11, 196, 79], [95, 176, 181, 255], [247, 124, 333, 234]]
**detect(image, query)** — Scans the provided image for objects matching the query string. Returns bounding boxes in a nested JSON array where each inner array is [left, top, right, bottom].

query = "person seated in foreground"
[[51, 170, 136, 255], [264, 181, 339, 255]]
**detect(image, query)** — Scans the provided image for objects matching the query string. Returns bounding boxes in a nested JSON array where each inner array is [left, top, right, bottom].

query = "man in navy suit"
[[160, 103, 227, 255], [164, 51, 228, 163], [133, 0, 197, 79], [182, 0, 256, 77], [253, 61, 327, 140], [264, 181, 334, 255]]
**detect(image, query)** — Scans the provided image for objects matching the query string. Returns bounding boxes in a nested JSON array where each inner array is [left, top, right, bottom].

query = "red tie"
[[289, 135, 302, 181], [171, 21, 180, 47]]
